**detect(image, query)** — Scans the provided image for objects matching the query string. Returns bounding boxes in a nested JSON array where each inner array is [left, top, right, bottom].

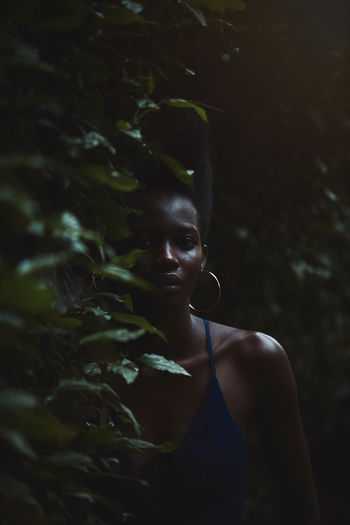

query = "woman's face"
[[131, 190, 208, 312]]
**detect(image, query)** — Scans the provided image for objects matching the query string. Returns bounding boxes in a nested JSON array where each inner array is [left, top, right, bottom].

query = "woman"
[[114, 116, 320, 524]]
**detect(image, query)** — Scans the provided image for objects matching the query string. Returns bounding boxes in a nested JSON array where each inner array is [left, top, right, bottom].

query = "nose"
[[154, 240, 179, 269]]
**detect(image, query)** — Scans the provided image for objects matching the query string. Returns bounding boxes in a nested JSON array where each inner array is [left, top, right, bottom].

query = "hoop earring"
[[189, 269, 222, 313]]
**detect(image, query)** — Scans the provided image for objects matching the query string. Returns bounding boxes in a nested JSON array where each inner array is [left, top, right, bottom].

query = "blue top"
[[119, 319, 247, 524]]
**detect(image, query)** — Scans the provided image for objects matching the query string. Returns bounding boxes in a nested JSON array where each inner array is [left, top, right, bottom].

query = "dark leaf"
[[93, 264, 153, 290], [121, 0, 143, 14], [0, 429, 37, 458], [81, 165, 139, 192], [1, 277, 55, 314], [111, 312, 166, 341], [155, 152, 194, 187], [106, 358, 139, 384], [101, 6, 147, 25], [163, 98, 208, 122], [16, 253, 70, 276], [80, 328, 145, 345], [0, 389, 38, 411], [138, 354, 191, 376], [184, 2, 207, 26], [49, 451, 96, 473], [116, 120, 143, 141]]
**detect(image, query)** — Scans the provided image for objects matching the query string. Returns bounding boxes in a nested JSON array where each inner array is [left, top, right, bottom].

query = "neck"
[[138, 305, 204, 360]]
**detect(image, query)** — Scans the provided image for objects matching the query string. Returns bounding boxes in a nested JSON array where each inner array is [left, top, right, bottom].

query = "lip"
[[153, 274, 183, 290]]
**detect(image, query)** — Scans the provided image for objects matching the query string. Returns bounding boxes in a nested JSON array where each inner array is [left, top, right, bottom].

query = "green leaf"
[[80, 328, 145, 345], [97, 292, 133, 312], [81, 165, 139, 192], [1, 277, 55, 314], [82, 426, 121, 448], [0, 154, 46, 170], [2, 411, 76, 442], [101, 6, 147, 25], [0, 185, 38, 219], [94, 264, 153, 290], [157, 441, 177, 453], [138, 354, 191, 376], [50, 451, 95, 473], [174, 61, 196, 76], [53, 211, 102, 252], [116, 120, 143, 141], [69, 491, 95, 502], [0, 311, 24, 328], [118, 402, 142, 437], [58, 379, 103, 394], [83, 131, 115, 152], [111, 312, 166, 341], [184, 2, 207, 26], [112, 436, 155, 453], [0, 473, 42, 509], [136, 96, 160, 111], [84, 362, 102, 376], [106, 358, 139, 384], [155, 152, 194, 187], [0, 429, 37, 458], [100, 455, 120, 471], [84, 306, 112, 321], [70, 131, 116, 153], [215, 18, 241, 31], [113, 437, 176, 453], [163, 98, 208, 123], [48, 314, 83, 329], [123, 294, 134, 312], [27, 220, 45, 236], [84, 427, 173, 454], [16, 253, 70, 276], [121, 0, 143, 14], [12, 41, 54, 72], [100, 382, 120, 398], [110, 249, 144, 269], [0, 389, 38, 411]]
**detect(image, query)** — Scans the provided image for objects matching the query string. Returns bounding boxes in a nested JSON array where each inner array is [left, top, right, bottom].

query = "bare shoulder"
[[208, 319, 286, 360], [208, 320, 295, 398]]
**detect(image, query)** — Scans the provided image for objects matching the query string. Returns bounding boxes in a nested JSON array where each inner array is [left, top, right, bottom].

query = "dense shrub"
[[0, 1, 244, 523]]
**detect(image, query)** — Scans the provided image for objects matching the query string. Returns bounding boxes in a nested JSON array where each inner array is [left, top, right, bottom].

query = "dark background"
[[206, 2, 350, 523]]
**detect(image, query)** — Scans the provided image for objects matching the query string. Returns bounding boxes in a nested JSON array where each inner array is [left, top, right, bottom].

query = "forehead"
[[132, 190, 200, 232]]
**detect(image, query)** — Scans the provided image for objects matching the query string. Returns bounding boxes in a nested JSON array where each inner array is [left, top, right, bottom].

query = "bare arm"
[[252, 333, 320, 525]]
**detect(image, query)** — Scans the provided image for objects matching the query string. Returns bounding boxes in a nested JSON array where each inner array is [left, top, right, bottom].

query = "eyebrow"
[[177, 224, 200, 234], [136, 223, 200, 236]]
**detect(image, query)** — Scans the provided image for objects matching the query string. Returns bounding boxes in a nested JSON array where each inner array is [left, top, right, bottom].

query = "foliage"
[[0, 0, 244, 524]]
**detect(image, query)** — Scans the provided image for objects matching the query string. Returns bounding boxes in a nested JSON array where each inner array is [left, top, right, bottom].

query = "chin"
[[133, 287, 190, 317], [151, 294, 188, 315]]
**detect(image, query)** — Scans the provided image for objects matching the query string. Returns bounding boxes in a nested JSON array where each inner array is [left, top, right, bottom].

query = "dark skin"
[[116, 190, 320, 525]]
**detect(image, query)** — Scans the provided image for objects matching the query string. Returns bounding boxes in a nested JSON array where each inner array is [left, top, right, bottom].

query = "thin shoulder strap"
[[203, 319, 216, 378]]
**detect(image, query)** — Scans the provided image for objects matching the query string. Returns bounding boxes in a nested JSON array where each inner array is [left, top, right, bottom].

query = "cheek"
[[134, 254, 152, 276], [184, 252, 204, 282]]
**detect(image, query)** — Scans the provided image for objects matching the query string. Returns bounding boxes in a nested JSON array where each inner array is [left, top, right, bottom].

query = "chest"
[[117, 353, 253, 473], [120, 360, 211, 446]]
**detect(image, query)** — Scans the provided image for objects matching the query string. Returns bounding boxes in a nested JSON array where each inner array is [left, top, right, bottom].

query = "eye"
[[177, 236, 197, 250]]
